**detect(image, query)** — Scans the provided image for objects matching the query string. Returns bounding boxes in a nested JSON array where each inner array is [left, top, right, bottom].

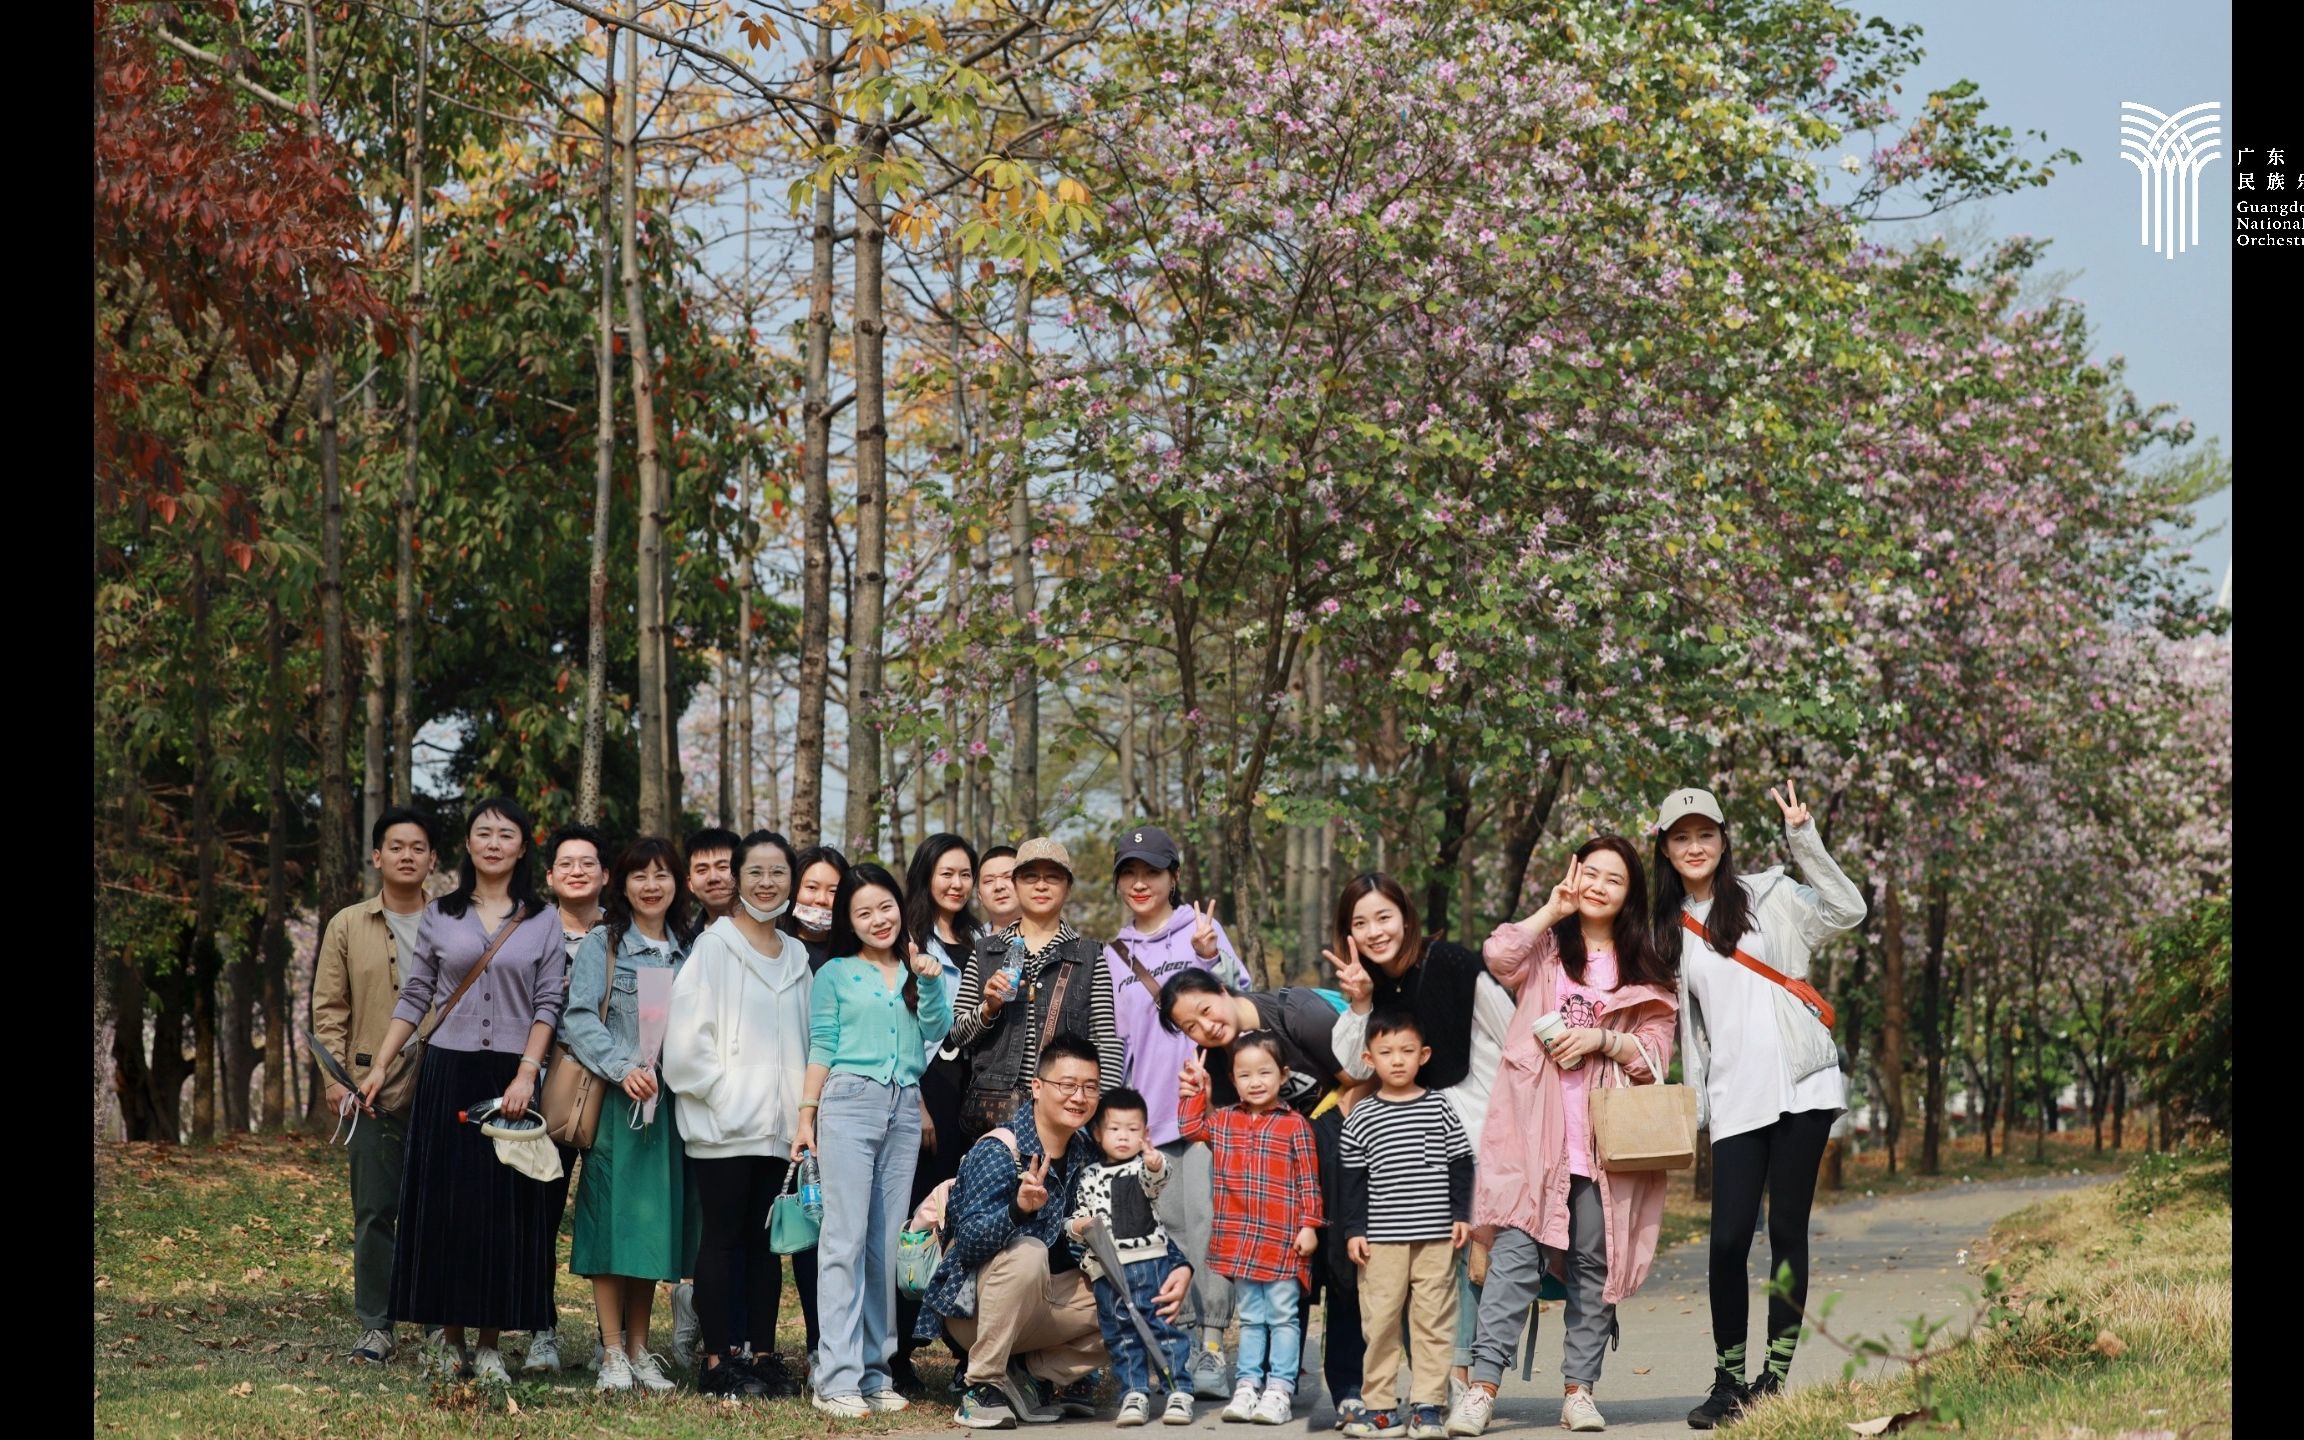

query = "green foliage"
[[2128, 893, 2233, 1134]]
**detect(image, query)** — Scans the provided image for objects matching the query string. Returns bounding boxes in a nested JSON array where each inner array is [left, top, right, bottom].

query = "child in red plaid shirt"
[[1178, 1034, 1324, 1426]]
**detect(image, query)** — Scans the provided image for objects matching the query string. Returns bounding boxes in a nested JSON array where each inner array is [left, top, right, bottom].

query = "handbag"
[[376, 914, 519, 1113], [897, 1226, 943, 1298], [768, 1155, 822, 1255], [1587, 1033, 1700, 1172], [1679, 913, 1836, 1030], [540, 933, 619, 1150]]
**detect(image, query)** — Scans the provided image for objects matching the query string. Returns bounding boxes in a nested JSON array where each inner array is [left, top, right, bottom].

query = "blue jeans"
[[1234, 1278, 1302, 1392], [812, 1074, 922, 1399], [1092, 1253, 1194, 1396]]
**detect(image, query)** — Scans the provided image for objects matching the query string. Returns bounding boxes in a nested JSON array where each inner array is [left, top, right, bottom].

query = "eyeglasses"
[[552, 859, 601, 872], [1037, 1078, 1098, 1097]]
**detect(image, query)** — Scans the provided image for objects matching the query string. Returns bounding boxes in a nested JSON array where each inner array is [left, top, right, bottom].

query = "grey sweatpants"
[[1155, 1138, 1233, 1335], [1468, 1177, 1614, 1390]]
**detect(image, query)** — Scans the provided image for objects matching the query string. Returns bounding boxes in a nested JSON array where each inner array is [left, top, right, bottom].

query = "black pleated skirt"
[[388, 1045, 561, 1331]]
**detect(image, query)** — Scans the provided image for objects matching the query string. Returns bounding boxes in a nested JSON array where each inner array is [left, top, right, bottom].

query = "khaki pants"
[[948, 1240, 1109, 1386], [1360, 1239, 1458, 1408]]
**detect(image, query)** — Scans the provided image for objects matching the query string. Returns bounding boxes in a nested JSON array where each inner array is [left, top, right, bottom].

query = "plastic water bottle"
[[800, 1150, 824, 1219], [1000, 934, 1028, 991]]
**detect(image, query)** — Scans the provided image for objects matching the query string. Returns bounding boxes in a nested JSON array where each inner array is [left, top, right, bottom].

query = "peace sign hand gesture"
[[1191, 900, 1221, 961], [1770, 778, 1812, 831], [1015, 1154, 1053, 1214], [1178, 1048, 1211, 1100], [1322, 937, 1374, 1009]]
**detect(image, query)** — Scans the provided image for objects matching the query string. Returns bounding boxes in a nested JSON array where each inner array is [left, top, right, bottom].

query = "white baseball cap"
[[1655, 788, 1725, 834]]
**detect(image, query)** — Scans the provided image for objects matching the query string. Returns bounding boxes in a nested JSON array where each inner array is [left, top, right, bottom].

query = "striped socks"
[[1765, 1333, 1797, 1382], [1715, 1341, 1747, 1380]]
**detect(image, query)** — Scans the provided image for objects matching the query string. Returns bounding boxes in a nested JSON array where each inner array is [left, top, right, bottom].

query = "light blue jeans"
[[812, 1073, 922, 1399], [1235, 1278, 1302, 1392]]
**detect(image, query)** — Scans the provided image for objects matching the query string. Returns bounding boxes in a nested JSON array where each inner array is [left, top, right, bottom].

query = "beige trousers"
[[948, 1239, 1110, 1386], [1359, 1238, 1459, 1408]]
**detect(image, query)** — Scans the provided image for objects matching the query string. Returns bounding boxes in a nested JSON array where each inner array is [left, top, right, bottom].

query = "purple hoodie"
[[1105, 904, 1252, 1146]]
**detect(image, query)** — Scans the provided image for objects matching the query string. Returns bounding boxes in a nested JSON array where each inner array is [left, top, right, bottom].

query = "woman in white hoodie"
[[1652, 784, 1866, 1430], [663, 829, 818, 1401]]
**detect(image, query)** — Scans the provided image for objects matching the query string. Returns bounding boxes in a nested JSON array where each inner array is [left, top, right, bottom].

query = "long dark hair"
[[1155, 966, 1236, 1034], [603, 836, 686, 958], [830, 862, 921, 1013], [1334, 872, 1427, 972], [1552, 835, 1675, 988], [438, 795, 548, 923], [905, 833, 982, 959], [1651, 817, 1753, 971], [781, 844, 852, 941]]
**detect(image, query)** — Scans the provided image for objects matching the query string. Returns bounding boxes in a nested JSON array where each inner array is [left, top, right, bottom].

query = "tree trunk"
[[622, 16, 668, 835], [1007, 274, 1039, 835], [1919, 874, 1949, 1175], [361, 628, 387, 892], [1693, 1129, 1712, 1200], [2111, 1070, 2127, 1152], [661, 517, 680, 822], [790, 16, 838, 848], [737, 478, 755, 827], [718, 651, 737, 825], [1876, 879, 1906, 1175], [223, 908, 258, 1133], [844, 92, 890, 857], [1497, 752, 1572, 919], [188, 547, 220, 1144], [393, 0, 429, 805], [261, 599, 291, 1131], [1424, 761, 1472, 942], [303, 0, 356, 928], [579, 32, 617, 828]]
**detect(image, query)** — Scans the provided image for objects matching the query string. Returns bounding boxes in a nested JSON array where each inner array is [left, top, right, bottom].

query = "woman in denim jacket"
[[564, 836, 702, 1394]]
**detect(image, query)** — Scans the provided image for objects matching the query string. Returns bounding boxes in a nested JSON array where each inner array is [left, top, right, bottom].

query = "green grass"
[[1725, 1144, 2233, 1440], [93, 1132, 950, 1438]]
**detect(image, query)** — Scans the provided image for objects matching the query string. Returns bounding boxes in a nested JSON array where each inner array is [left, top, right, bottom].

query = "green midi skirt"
[[570, 1084, 702, 1281]]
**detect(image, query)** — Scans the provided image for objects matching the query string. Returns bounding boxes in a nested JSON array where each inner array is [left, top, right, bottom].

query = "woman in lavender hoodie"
[[1102, 825, 1255, 1401]]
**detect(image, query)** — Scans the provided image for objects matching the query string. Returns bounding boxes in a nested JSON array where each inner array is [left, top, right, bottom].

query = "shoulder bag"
[[1679, 912, 1836, 1029], [540, 932, 618, 1150], [1587, 1033, 1700, 1172]]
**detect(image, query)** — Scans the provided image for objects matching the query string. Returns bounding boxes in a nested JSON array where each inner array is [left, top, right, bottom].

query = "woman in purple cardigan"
[[360, 796, 568, 1385]]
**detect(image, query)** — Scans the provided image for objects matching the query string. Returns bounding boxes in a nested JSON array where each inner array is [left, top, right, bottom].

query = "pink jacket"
[[1472, 924, 1680, 1306]]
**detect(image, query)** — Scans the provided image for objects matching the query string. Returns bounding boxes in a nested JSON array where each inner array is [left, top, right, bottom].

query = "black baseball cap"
[[1112, 825, 1181, 875]]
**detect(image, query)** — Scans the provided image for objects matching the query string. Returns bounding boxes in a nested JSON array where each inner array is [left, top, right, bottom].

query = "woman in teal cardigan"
[[562, 836, 702, 1394], [792, 862, 952, 1418]]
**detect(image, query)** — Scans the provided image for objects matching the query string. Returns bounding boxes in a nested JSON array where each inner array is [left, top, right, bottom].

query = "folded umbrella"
[[302, 1028, 367, 1143], [1079, 1217, 1177, 1393]]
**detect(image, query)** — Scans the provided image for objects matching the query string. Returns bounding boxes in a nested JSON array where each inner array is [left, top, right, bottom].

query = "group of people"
[[310, 777, 1864, 1433]]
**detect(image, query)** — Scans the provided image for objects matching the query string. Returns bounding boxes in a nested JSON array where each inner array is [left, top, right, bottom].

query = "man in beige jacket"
[[311, 807, 438, 1366]]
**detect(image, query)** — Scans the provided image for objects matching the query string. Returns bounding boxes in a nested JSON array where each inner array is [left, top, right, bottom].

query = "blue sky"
[[1871, 0, 2232, 595]]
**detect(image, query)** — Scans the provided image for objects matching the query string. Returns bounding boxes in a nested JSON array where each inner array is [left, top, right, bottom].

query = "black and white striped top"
[[1338, 1089, 1474, 1243]]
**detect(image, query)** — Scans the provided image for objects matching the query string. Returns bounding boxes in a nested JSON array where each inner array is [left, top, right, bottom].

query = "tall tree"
[[579, 30, 618, 826], [623, 15, 669, 834], [791, 13, 839, 847], [393, 0, 430, 805]]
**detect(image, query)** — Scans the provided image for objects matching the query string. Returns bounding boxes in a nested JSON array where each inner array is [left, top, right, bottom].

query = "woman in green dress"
[[564, 836, 702, 1392]]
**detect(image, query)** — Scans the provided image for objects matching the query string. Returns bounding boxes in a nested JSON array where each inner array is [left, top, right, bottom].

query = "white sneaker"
[[1223, 1381, 1261, 1422], [524, 1330, 561, 1374], [1163, 1391, 1196, 1425], [1560, 1388, 1605, 1433], [813, 1392, 873, 1419], [629, 1350, 677, 1393], [597, 1348, 636, 1392], [1445, 1386, 1495, 1437], [670, 1283, 701, 1369], [1118, 1391, 1153, 1427], [866, 1390, 913, 1413], [1251, 1387, 1294, 1425], [349, 1328, 394, 1365], [423, 1336, 468, 1380], [472, 1346, 512, 1385]]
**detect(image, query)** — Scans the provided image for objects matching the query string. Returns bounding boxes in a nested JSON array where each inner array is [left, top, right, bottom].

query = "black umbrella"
[[1079, 1217, 1178, 1393]]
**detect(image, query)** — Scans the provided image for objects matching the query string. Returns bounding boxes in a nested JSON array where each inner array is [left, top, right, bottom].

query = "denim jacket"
[[913, 1102, 1098, 1339], [562, 924, 687, 1082]]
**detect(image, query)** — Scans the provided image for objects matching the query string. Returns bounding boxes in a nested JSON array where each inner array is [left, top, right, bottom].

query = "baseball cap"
[[1112, 825, 1181, 875], [1655, 788, 1726, 834], [1013, 836, 1075, 881]]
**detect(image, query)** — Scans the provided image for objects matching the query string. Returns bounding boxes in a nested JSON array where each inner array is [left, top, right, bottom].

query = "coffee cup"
[[1533, 1010, 1583, 1069]]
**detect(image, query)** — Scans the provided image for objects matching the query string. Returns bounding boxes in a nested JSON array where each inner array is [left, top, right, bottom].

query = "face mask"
[[792, 902, 835, 933], [740, 894, 790, 925]]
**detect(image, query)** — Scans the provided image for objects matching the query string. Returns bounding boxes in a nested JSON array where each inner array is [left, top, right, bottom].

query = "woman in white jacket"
[[664, 829, 818, 1401], [1652, 783, 1866, 1430]]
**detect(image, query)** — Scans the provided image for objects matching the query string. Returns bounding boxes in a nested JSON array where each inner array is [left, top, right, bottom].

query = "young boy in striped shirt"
[[1340, 1011, 1474, 1440]]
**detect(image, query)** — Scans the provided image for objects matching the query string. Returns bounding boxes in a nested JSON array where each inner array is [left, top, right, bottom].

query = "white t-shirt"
[[1681, 897, 1845, 1143], [382, 906, 424, 973]]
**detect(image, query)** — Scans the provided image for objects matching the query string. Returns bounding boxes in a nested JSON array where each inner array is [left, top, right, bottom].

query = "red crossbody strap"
[[1678, 912, 1837, 1030]]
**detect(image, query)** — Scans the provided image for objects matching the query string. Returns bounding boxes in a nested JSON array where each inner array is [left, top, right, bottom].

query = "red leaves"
[[225, 541, 253, 573], [154, 495, 179, 526]]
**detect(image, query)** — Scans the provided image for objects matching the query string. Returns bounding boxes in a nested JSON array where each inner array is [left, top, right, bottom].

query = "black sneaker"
[[1053, 1376, 1102, 1417], [1686, 1368, 1748, 1429], [698, 1353, 771, 1399], [749, 1351, 800, 1397], [1746, 1370, 1784, 1404]]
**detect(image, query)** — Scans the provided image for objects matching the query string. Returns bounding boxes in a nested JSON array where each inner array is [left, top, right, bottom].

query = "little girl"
[[1178, 1035, 1324, 1426]]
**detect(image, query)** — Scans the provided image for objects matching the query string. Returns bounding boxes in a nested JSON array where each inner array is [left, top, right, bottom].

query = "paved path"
[[895, 1174, 2108, 1439]]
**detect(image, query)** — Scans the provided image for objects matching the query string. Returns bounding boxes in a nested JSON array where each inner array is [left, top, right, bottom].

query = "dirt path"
[[893, 1174, 2110, 1439]]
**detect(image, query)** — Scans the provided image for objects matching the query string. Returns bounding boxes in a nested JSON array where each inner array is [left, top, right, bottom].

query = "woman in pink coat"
[[1447, 837, 1680, 1437]]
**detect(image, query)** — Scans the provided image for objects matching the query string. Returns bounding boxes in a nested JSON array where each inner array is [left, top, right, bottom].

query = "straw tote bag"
[[1587, 1033, 1700, 1172]]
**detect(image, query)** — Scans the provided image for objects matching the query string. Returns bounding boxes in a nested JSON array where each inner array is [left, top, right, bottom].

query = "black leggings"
[[1310, 1106, 1363, 1402], [692, 1155, 819, 1358], [1707, 1109, 1835, 1363]]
